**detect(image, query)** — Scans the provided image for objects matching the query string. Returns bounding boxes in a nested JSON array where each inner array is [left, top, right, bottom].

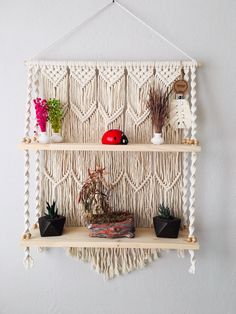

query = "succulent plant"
[[158, 204, 172, 219], [45, 201, 59, 219]]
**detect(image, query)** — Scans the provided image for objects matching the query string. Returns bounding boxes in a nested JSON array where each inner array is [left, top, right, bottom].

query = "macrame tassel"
[[158, 62, 191, 131], [188, 249, 196, 274], [177, 250, 185, 258], [168, 63, 191, 130], [37, 247, 45, 253], [169, 98, 191, 129], [24, 247, 34, 269]]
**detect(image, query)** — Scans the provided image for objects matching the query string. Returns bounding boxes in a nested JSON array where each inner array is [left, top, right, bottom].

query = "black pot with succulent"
[[153, 204, 181, 238], [38, 201, 66, 237]]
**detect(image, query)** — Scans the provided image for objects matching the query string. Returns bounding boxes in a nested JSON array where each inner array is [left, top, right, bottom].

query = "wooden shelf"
[[20, 227, 199, 250], [19, 143, 201, 153]]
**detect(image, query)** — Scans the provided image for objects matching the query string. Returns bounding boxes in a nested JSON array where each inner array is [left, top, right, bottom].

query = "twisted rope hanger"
[[32, 0, 197, 63]]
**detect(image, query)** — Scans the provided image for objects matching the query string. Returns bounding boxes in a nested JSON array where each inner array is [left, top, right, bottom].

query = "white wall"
[[0, 1, 236, 313]]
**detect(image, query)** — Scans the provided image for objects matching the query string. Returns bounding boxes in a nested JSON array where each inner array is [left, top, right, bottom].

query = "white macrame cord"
[[22, 61, 199, 278]]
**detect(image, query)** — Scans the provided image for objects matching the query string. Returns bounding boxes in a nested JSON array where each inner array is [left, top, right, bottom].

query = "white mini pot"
[[38, 132, 50, 144], [151, 133, 164, 145], [51, 132, 63, 143]]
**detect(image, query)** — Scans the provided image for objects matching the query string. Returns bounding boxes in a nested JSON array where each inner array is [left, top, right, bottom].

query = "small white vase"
[[38, 132, 50, 144], [51, 132, 63, 143], [151, 133, 164, 145]]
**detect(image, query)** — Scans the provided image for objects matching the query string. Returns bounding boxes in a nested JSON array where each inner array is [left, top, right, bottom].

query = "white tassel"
[[188, 249, 196, 274], [177, 250, 185, 258], [169, 98, 192, 129], [24, 247, 34, 270]]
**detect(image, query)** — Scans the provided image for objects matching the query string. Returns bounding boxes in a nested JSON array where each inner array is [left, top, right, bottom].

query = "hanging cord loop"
[[31, 0, 197, 63], [32, 2, 113, 59], [114, 1, 196, 62]]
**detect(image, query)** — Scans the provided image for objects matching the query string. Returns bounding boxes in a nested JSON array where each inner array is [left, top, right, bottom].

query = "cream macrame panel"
[[34, 61, 194, 278]]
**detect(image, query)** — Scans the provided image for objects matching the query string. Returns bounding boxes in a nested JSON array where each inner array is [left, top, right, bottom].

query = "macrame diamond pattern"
[[127, 64, 154, 88], [70, 65, 96, 88], [98, 65, 125, 86], [155, 64, 181, 87], [41, 65, 68, 88]]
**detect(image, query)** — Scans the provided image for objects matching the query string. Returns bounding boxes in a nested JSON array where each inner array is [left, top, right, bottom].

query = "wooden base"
[[20, 227, 199, 250]]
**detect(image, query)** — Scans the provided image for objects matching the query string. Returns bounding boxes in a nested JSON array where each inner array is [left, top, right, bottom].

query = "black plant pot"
[[153, 216, 181, 238], [38, 215, 66, 237]]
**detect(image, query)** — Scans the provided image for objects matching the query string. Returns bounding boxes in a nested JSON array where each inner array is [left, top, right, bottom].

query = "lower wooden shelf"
[[20, 227, 199, 250]]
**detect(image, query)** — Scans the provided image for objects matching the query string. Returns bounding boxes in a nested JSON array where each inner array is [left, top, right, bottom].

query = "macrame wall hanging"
[[20, 0, 201, 279]]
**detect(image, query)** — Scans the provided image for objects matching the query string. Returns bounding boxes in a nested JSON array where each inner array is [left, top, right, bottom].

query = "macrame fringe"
[[67, 247, 160, 279]]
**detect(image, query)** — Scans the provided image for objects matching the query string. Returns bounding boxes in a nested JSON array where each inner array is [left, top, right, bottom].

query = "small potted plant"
[[38, 201, 66, 237], [47, 98, 63, 143], [147, 87, 169, 144], [78, 167, 135, 238], [34, 98, 49, 144], [153, 204, 181, 238]]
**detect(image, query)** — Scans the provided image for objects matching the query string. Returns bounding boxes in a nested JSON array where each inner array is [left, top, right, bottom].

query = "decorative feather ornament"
[[169, 97, 192, 129]]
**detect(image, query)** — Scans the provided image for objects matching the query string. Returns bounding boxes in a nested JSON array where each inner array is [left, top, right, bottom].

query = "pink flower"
[[33, 98, 48, 132]]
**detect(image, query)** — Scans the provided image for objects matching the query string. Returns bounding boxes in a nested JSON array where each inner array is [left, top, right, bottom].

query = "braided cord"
[[188, 65, 197, 239], [182, 65, 190, 227], [23, 65, 34, 269]]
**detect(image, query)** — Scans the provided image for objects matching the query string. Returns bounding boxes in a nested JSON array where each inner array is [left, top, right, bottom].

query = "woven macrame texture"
[[29, 61, 196, 278]]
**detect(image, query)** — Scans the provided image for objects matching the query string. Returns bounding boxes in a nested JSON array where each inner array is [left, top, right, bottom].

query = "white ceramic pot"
[[38, 132, 50, 144], [51, 132, 63, 143], [151, 133, 164, 145]]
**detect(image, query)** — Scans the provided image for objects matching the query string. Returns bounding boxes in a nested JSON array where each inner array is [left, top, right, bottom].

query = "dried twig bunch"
[[78, 167, 112, 224], [147, 87, 169, 133], [78, 167, 133, 225]]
